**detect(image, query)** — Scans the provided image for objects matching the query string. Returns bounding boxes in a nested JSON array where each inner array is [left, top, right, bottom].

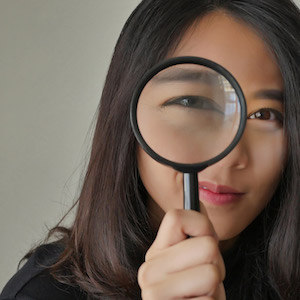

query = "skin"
[[137, 11, 286, 299]]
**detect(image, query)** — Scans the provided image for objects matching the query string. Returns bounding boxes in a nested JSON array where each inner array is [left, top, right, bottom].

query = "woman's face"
[[137, 11, 286, 248]]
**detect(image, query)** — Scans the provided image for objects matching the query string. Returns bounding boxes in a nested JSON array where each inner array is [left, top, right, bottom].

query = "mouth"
[[198, 181, 245, 206]]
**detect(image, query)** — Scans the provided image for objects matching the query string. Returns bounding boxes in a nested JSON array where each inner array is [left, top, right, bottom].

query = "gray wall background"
[[1, 0, 300, 291], [0, 0, 140, 290]]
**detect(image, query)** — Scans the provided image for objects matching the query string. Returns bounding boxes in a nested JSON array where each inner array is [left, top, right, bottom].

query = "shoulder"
[[0, 243, 86, 300]]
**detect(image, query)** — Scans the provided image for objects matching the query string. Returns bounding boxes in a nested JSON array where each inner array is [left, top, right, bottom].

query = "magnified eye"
[[248, 108, 283, 124], [163, 96, 224, 114]]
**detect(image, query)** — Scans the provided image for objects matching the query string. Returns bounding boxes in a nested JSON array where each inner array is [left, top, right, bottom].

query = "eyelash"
[[247, 107, 283, 124], [163, 96, 224, 113]]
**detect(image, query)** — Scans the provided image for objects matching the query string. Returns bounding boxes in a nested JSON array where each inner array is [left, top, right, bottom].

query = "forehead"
[[171, 11, 283, 93]]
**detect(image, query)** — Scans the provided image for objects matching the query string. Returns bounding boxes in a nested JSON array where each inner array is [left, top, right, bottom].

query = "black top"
[[0, 243, 86, 300], [1, 240, 279, 300], [0, 243, 245, 300]]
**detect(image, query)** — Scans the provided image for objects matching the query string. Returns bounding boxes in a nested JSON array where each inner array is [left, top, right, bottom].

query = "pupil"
[[256, 110, 270, 119]]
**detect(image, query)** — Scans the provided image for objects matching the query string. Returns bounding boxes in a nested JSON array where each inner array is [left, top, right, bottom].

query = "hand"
[[138, 209, 226, 300]]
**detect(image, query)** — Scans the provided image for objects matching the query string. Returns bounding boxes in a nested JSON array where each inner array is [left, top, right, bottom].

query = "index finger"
[[150, 209, 218, 251]]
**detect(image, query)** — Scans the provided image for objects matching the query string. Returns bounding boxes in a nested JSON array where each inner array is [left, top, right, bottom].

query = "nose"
[[211, 130, 249, 170]]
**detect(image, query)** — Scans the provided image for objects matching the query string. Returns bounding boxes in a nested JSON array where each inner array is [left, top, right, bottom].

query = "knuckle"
[[192, 236, 219, 263], [202, 236, 219, 261], [145, 248, 155, 261], [206, 264, 222, 291], [220, 260, 226, 282], [192, 214, 215, 238], [138, 262, 151, 287], [165, 209, 183, 224], [141, 287, 160, 300], [162, 209, 185, 230], [145, 251, 150, 262]]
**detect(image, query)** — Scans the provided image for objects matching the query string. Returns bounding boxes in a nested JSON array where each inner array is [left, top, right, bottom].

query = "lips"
[[199, 181, 242, 194], [198, 181, 244, 205]]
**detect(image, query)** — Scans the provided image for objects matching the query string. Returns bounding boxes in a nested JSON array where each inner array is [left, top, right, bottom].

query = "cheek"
[[249, 129, 286, 203], [198, 128, 286, 241], [137, 147, 183, 212]]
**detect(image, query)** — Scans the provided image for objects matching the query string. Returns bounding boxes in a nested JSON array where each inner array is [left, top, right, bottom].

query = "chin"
[[211, 216, 248, 241]]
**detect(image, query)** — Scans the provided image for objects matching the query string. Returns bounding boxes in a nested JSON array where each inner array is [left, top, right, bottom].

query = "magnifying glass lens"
[[137, 64, 241, 164]]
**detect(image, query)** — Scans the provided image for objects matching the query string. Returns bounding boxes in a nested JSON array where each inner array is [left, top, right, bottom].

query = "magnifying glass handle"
[[183, 173, 200, 212]]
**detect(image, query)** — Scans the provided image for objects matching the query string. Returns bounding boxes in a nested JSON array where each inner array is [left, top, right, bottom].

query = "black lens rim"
[[130, 56, 247, 173]]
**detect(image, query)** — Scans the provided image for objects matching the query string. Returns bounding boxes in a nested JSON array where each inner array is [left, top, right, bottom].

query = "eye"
[[248, 108, 283, 124], [163, 96, 224, 114]]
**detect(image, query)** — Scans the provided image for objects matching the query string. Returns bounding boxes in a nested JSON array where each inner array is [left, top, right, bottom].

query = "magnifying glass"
[[130, 57, 247, 212]]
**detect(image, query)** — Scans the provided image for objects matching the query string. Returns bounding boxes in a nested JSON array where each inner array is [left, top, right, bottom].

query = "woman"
[[1, 0, 300, 299]]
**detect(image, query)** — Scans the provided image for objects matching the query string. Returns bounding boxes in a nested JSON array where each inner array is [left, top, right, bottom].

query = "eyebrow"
[[253, 90, 284, 102], [152, 68, 220, 85], [151, 69, 284, 103]]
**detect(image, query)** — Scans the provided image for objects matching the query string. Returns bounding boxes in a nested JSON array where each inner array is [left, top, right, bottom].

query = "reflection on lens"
[[137, 64, 241, 164]]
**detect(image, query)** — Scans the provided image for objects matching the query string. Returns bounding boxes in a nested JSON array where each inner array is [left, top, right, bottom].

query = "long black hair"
[[40, 0, 300, 299]]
